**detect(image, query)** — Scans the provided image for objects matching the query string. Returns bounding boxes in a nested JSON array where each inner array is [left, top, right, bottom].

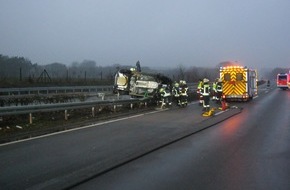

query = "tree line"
[[0, 54, 288, 87], [0, 54, 219, 87], [0, 55, 117, 83]]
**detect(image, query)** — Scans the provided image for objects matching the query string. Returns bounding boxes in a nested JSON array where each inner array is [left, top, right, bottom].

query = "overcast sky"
[[1, 0, 290, 69]]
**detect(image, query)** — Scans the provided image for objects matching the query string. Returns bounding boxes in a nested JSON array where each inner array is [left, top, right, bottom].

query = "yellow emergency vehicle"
[[220, 65, 258, 101]]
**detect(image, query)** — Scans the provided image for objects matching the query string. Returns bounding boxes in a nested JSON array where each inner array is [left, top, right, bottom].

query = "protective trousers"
[[203, 95, 210, 110]]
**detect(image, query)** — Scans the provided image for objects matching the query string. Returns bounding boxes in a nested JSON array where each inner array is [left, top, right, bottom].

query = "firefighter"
[[159, 84, 172, 108], [179, 80, 188, 106], [212, 78, 218, 100], [172, 81, 181, 106], [267, 80, 270, 88], [158, 85, 165, 107], [216, 78, 223, 103], [201, 78, 210, 111], [197, 79, 203, 106]]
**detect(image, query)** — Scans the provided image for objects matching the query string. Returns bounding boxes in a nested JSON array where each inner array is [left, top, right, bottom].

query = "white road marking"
[[0, 100, 212, 147], [0, 108, 168, 146], [214, 110, 227, 116]]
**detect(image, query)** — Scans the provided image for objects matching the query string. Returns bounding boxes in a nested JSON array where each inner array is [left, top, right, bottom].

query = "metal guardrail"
[[0, 84, 197, 96], [0, 86, 114, 107], [0, 97, 149, 117], [0, 83, 198, 119], [0, 85, 113, 96]]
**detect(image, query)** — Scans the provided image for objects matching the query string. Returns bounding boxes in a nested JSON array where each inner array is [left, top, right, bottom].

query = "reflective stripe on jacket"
[[202, 84, 210, 96], [216, 82, 222, 92]]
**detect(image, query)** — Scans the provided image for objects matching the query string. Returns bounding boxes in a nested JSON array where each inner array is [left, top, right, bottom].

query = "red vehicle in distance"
[[277, 71, 290, 90]]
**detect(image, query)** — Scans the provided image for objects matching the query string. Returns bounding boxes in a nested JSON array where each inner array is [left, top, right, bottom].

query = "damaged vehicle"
[[113, 67, 172, 99]]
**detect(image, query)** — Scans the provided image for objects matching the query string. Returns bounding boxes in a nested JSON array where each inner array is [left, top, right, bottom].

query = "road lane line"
[[0, 108, 169, 147], [0, 101, 200, 146], [214, 110, 226, 116]]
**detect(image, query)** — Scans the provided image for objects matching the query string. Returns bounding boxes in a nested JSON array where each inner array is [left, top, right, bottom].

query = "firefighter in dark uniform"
[[201, 78, 210, 111], [179, 80, 188, 106], [216, 78, 223, 104], [197, 79, 204, 106], [172, 81, 181, 106], [212, 78, 218, 101]]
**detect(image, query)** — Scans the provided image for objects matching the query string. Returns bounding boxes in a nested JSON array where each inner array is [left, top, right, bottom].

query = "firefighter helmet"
[[174, 82, 179, 88]]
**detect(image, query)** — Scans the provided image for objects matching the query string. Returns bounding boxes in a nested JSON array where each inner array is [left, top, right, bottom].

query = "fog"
[[1, 0, 290, 70]]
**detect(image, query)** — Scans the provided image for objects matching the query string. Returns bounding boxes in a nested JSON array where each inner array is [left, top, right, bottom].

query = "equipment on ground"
[[202, 108, 215, 117]]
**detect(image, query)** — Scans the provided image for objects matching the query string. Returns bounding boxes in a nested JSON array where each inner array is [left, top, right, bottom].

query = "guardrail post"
[[92, 107, 95, 117], [130, 103, 133, 109], [65, 110, 68, 120], [113, 105, 116, 112], [145, 101, 147, 108], [29, 113, 33, 124]]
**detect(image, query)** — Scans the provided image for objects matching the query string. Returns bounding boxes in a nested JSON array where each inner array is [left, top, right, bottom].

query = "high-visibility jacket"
[[212, 82, 217, 92], [216, 82, 223, 92], [160, 87, 171, 97], [198, 81, 203, 90], [202, 83, 210, 96], [172, 87, 180, 97], [180, 87, 188, 96]]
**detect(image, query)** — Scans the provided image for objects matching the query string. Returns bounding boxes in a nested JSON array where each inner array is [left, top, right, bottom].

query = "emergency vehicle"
[[276, 71, 290, 90], [220, 65, 258, 101]]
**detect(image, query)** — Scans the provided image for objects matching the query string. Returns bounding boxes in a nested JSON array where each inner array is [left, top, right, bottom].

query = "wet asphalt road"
[[73, 86, 290, 190], [1, 84, 289, 190], [0, 93, 227, 189]]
